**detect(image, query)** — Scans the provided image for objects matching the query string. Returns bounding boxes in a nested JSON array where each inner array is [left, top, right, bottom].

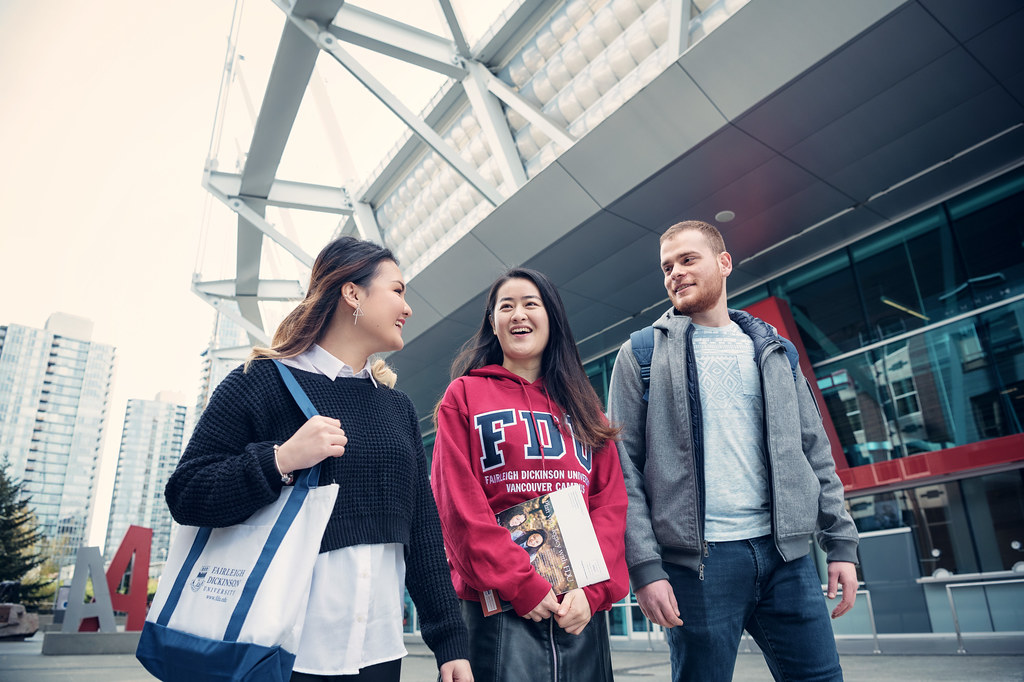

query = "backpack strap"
[[778, 336, 800, 381], [629, 326, 655, 402]]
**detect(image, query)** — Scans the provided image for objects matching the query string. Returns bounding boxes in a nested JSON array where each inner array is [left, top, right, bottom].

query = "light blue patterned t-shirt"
[[691, 322, 771, 541]]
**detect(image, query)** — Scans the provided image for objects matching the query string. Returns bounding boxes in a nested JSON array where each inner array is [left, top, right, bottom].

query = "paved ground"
[[1, 633, 1022, 681]]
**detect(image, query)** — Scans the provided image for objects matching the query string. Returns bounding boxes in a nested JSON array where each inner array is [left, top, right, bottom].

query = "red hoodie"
[[431, 364, 629, 617]]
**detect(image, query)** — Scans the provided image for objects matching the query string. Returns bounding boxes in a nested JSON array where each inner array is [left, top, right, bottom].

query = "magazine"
[[479, 485, 609, 616]]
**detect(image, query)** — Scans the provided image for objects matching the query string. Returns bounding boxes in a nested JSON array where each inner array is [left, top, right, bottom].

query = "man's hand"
[[827, 561, 858, 619], [635, 579, 683, 628], [524, 589, 560, 621], [439, 658, 473, 682], [554, 588, 591, 635]]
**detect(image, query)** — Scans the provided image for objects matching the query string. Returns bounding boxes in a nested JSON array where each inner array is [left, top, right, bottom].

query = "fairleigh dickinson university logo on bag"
[[190, 565, 248, 602], [190, 566, 208, 592]]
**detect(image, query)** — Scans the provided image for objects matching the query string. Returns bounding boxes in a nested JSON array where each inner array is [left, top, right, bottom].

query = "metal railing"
[[945, 577, 1024, 654]]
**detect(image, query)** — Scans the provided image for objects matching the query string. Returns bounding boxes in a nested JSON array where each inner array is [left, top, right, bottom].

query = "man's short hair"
[[660, 220, 726, 255]]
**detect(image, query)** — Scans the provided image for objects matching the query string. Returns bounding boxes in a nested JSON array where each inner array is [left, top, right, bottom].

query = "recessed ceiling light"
[[715, 210, 735, 223]]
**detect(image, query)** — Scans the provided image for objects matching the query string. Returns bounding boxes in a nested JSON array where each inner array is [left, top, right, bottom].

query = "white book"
[[480, 486, 609, 616]]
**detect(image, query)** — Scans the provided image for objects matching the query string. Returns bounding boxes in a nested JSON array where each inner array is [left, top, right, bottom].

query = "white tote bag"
[[137, 361, 340, 681]]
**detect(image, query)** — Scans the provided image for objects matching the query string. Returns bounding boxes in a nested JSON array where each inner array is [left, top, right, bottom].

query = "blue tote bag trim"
[[155, 526, 212, 627], [139, 360, 326, 679], [138, 623, 295, 681]]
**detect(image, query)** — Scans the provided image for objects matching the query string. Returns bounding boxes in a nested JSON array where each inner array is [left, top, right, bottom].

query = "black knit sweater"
[[165, 359, 469, 667]]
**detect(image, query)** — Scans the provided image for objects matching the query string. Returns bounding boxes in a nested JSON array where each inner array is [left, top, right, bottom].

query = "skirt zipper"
[[549, 617, 558, 681]]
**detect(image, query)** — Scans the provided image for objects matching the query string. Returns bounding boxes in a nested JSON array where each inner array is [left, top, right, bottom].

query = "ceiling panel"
[[557, 64, 725, 207], [723, 183, 857, 259], [523, 210, 650, 286], [825, 86, 1024, 201], [561, 235, 662, 305], [404, 235, 509, 342], [785, 48, 995, 182], [605, 126, 778, 230], [865, 126, 1024, 220], [733, 2, 955, 151], [445, 292, 488, 329], [471, 162, 601, 263], [555, 291, 636, 341], [918, 0, 1022, 42], [683, 155, 839, 237], [400, 287, 443, 343], [962, 8, 1024, 96], [731, 205, 888, 281], [680, 0, 906, 120]]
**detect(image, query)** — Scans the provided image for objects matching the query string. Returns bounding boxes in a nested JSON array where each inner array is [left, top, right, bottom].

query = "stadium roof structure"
[[194, 0, 1024, 422]]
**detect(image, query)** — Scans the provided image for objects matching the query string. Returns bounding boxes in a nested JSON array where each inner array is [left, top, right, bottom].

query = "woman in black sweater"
[[166, 236, 472, 682]]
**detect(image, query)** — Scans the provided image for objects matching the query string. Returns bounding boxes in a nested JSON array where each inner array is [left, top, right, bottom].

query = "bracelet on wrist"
[[273, 444, 295, 486]]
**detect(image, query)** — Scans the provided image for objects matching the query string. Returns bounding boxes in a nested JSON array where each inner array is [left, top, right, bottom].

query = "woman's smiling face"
[[492, 277, 549, 377]]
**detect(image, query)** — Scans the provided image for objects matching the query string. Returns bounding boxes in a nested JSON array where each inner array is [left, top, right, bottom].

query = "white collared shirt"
[[282, 345, 407, 675]]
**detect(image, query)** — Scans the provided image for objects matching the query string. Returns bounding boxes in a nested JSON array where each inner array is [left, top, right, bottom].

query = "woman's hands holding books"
[[522, 588, 593, 634], [554, 589, 591, 635], [523, 589, 559, 622]]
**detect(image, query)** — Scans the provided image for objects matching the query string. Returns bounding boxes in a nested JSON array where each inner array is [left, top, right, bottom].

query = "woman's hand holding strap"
[[274, 415, 347, 477]]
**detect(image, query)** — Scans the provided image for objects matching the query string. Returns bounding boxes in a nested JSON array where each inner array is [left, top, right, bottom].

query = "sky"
[[0, 0, 489, 551], [0, 1, 240, 548]]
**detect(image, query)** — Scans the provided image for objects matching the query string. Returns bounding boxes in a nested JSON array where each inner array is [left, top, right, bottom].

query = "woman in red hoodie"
[[431, 267, 629, 681]]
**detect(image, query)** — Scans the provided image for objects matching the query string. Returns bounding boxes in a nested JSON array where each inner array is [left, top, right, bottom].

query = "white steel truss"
[[194, 0, 718, 342]]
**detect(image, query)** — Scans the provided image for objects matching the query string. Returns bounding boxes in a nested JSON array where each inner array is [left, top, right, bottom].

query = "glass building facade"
[[0, 314, 116, 567], [579, 166, 1024, 636], [105, 395, 188, 564]]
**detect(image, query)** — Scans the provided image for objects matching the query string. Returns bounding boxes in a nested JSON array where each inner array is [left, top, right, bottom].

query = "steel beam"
[[240, 19, 324, 196], [668, 0, 691, 58], [483, 71, 576, 149], [436, 0, 472, 58], [463, 62, 528, 189], [327, 5, 466, 79], [207, 171, 353, 214], [193, 278, 304, 301], [192, 285, 271, 345], [353, 201, 384, 244], [205, 175, 315, 268], [283, 15, 504, 206]]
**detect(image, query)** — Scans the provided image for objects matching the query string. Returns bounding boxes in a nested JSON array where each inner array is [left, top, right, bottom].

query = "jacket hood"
[[652, 307, 782, 352]]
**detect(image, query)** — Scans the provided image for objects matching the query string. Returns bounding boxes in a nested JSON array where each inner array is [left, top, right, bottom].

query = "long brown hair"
[[247, 236, 397, 371], [449, 267, 619, 450]]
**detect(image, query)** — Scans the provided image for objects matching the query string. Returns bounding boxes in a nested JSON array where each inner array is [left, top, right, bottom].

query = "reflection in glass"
[[848, 470, 1024, 577], [817, 301, 1024, 465]]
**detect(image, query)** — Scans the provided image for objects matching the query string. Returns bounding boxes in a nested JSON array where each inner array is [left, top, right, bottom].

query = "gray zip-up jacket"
[[607, 307, 859, 589]]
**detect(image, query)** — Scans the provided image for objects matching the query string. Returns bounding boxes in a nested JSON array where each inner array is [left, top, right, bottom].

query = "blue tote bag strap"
[[219, 360, 325, 639], [158, 360, 324, 639], [273, 359, 319, 420]]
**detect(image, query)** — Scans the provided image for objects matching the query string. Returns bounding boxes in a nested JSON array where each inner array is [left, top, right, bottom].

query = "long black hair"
[[449, 267, 619, 450]]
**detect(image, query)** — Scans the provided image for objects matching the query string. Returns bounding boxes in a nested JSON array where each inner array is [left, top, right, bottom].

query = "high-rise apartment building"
[[104, 392, 188, 564], [195, 310, 250, 414], [0, 313, 116, 566]]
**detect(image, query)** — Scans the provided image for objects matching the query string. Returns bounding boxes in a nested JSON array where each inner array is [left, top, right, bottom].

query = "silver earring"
[[353, 303, 364, 325]]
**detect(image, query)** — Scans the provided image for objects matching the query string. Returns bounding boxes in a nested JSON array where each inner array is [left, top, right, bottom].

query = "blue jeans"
[[663, 536, 842, 682]]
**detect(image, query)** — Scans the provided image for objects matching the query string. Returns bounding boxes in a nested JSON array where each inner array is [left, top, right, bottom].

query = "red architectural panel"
[[838, 433, 1024, 493], [743, 297, 848, 470]]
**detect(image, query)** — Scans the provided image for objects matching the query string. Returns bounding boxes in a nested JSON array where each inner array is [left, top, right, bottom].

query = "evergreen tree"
[[0, 460, 49, 607]]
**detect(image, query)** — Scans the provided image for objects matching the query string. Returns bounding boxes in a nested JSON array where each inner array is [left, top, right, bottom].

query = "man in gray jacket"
[[608, 220, 859, 682]]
